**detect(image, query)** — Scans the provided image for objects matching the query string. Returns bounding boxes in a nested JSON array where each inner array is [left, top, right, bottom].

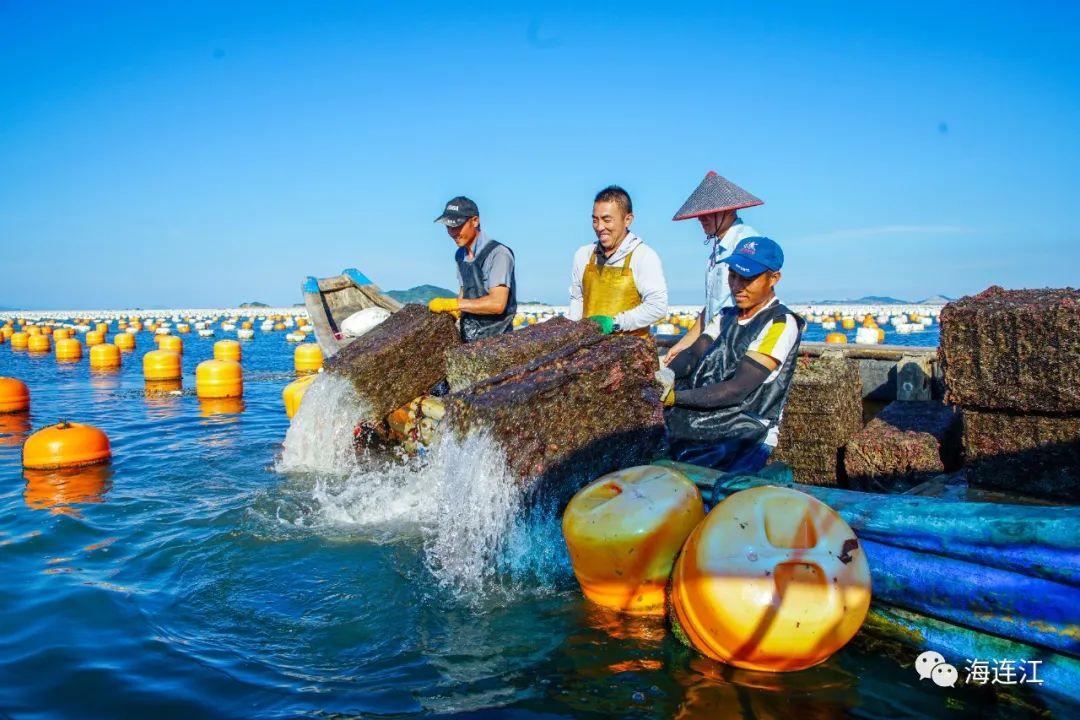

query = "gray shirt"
[[455, 231, 514, 293]]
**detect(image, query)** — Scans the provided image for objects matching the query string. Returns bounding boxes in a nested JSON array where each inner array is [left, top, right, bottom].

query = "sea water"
[[0, 325, 1068, 718]]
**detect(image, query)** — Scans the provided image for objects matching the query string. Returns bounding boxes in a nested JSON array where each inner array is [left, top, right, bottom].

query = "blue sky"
[[2, 1, 1078, 309]]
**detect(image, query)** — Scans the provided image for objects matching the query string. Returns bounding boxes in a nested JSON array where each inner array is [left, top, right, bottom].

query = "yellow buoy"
[[22, 421, 112, 469], [26, 326, 42, 336], [90, 343, 121, 369], [143, 350, 182, 381], [195, 359, 243, 399], [840, 318, 856, 330], [563, 465, 705, 615], [28, 334, 51, 353], [85, 330, 106, 347], [95, 322, 109, 334], [214, 339, 241, 362], [0, 377, 30, 413], [11, 332, 29, 350], [53, 328, 72, 340], [55, 338, 83, 362], [114, 333, 135, 352], [294, 343, 324, 373], [158, 335, 183, 354], [199, 397, 245, 416], [670, 486, 872, 672], [825, 332, 848, 344], [283, 373, 317, 418]]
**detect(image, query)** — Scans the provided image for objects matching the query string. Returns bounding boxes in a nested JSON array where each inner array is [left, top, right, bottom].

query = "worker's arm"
[[458, 285, 510, 315], [663, 309, 705, 366], [671, 353, 777, 409], [567, 246, 588, 321]]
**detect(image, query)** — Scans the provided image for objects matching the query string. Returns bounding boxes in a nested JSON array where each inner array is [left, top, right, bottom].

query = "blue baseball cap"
[[721, 236, 784, 277]]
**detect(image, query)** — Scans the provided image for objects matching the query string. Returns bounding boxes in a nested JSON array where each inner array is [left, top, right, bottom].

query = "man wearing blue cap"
[[657, 236, 805, 473]]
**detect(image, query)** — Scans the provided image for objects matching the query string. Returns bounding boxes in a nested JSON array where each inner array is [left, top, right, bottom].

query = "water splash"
[[276, 374, 368, 474]]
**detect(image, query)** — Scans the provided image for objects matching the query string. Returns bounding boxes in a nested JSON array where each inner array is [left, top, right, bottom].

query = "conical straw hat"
[[672, 171, 763, 221]]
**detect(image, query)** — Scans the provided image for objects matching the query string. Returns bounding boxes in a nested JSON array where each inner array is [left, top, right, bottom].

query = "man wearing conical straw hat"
[[664, 172, 763, 364]]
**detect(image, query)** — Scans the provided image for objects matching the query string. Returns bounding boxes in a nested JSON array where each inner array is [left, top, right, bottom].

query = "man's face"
[[447, 216, 479, 248], [728, 268, 780, 310], [592, 201, 632, 254], [699, 211, 733, 238]]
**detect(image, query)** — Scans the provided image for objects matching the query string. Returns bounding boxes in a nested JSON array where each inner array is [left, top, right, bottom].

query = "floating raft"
[[656, 459, 1080, 697], [301, 268, 402, 358]]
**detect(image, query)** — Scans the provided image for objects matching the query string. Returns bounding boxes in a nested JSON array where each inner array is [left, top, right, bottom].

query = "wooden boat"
[[301, 268, 402, 357], [656, 459, 1080, 701]]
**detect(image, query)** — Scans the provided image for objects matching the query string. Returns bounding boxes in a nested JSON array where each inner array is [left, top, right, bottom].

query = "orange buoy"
[[283, 373, 317, 418], [840, 318, 856, 330], [177, 324, 191, 334], [876, 327, 886, 343], [28, 334, 51, 353], [85, 330, 106, 346], [0, 412, 32, 446], [0, 377, 30, 413], [294, 343, 324, 373], [213, 339, 241, 362], [143, 350, 182, 381], [825, 332, 848, 344], [563, 465, 705, 615], [90, 343, 121, 369], [95, 322, 109, 334], [158, 335, 183, 353], [11, 332, 29, 350], [26, 326, 42, 336], [114, 333, 135, 351], [195, 359, 242, 399], [22, 421, 112, 469], [53, 328, 72, 340], [670, 486, 872, 672], [55, 338, 83, 362], [41, 326, 54, 336]]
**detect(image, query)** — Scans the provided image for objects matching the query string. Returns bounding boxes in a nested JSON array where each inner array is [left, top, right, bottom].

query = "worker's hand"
[[663, 336, 692, 366], [428, 297, 461, 318], [587, 315, 615, 335], [655, 369, 676, 407]]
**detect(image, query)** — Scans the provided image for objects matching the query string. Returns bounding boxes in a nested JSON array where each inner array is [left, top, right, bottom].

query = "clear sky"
[[2, 1, 1078, 309]]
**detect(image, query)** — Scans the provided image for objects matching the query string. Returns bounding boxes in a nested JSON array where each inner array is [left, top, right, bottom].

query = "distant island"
[[804, 295, 955, 305], [386, 285, 455, 305], [239, 301, 270, 308]]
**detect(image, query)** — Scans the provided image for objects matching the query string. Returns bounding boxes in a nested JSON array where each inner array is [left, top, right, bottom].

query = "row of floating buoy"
[[0, 377, 111, 471]]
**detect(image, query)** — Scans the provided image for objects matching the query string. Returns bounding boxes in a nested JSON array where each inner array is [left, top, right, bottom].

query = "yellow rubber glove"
[[428, 297, 461, 317], [655, 369, 676, 407], [663, 388, 676, 407]]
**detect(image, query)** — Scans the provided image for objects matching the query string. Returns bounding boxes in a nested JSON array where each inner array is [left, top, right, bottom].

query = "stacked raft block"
[[844, 401, 961, 492], [939, 286, 1080, 500], [773, 355, 863, 486]]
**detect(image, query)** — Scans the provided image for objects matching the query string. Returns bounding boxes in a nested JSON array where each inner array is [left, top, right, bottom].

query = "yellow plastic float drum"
[[214, 339, 241, 362], [670, 485, 872, 672], [26, 326, 41, 336], [563, 465, 705, 615], [0, 377, 30, 413], [22, 421, 112, 469], [11, 332, 29, 350], [85, 330, 105, 347], [283, 373, 317, 418], [840, 318, 856, 330], [114, 333, 135, 352], [53, 328, 71, 340], [158, 335, 183, 354], [55, 338, 83, 362], [90, 343, 121, 369], [825, 332, 848, 344], [27, 334, 51, 353], [195, 359, 242, 399], [143, 350, 182, 381], [294, 343, 324, 373]]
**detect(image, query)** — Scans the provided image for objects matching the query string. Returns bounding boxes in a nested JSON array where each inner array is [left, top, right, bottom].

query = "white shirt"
[[705, 219, 760, 326], [567, 233, 668, 331]]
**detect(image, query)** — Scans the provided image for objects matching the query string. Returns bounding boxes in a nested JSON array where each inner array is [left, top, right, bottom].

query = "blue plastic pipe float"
[[656, 459, 1080, 699]]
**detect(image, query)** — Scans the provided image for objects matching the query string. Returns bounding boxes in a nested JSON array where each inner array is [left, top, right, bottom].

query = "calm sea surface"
[[0, 321, 1069, 718]]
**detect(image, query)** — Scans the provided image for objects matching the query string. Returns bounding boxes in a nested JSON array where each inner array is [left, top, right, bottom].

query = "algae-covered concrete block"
[[844, 402, 960, 491], [962, 407, 1080, 501], [940, 286, 1080, 414], [444, 316, 600, 392], [325, 304, 460, 420], [443, 334, 663, 495], [773, 356, 863, 486]]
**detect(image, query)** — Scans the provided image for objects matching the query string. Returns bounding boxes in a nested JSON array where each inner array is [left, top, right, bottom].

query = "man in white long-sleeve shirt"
[[567, 185, 668, 336]]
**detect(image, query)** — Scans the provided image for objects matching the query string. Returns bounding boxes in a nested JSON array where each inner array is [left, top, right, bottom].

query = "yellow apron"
[[582, 250, 650, 338]]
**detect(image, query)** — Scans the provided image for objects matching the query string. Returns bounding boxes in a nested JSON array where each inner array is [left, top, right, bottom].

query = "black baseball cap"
[[434, 196, 479, 228]]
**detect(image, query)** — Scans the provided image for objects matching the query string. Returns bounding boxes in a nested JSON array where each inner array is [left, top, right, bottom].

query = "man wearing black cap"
[[428, 196, 517, 342], [666, 172, 764, 366], [657, 236, 804, 474]]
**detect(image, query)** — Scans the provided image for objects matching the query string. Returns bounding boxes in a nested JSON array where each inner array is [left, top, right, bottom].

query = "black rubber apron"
[[457, 239, 517, 343]]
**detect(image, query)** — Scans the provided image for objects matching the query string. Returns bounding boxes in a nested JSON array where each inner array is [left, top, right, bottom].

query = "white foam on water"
[[275, 374, 369, 474]]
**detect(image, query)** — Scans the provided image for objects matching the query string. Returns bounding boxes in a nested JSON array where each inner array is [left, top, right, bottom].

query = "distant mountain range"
[[239, 301, 270, 308], [805, 295, 955, 305], [386, 285, 455, 305]]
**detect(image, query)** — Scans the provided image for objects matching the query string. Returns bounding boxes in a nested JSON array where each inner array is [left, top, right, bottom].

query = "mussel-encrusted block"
[[962, 407, 1080, 501], [940, 286, 1080, 414], [444, 316, 600, 392], [325, 304, 460, 419], [844, 402, 961, 491], [773, 356, 864, 486], [443, 334, 663, 495]]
